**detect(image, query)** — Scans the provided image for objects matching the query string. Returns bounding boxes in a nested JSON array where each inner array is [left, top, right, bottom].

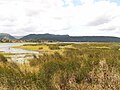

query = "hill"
[[20, 34, 120, 42], [20, 34, 70, 42], [71, 36, 120, 42], [0, 33, 16, 40]]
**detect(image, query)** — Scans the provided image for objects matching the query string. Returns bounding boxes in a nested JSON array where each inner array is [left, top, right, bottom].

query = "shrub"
[[0, 54, 7, 63], [49, 45, 60, 50], [39, 47, 43, 50], [37, 59, 93, 90]]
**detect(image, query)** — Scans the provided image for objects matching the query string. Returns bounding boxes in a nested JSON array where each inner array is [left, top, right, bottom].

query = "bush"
[[0, 54, 7, 63], [49, 45, 60, 50], [39, 47, 43, 50]]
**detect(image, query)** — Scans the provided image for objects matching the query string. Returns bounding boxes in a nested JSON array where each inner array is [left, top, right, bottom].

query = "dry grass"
[[1, 42, 120, 90]]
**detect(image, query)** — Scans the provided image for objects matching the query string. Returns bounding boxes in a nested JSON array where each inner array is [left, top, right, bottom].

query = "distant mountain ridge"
[[20, 33, 120, 42], [20, 34, 70, 41], [0, 33, 120, 42], [0, 33, 16, 40], [70, 36, 120, 42]]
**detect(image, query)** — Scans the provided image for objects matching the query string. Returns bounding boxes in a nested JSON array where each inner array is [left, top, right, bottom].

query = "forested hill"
[[20, 34, 120, 42], [70, 36, 120, 42], [0, 33, 120, 42]]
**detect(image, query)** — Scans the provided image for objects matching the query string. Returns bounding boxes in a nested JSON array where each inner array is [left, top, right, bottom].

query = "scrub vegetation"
[[1, 43, 120, 90]]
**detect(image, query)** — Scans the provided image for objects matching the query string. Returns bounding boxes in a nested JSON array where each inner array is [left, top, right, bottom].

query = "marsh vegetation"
[[0, 42, 120, 90]]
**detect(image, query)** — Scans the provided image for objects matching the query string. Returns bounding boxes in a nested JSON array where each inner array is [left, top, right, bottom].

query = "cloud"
[[87, 15, 113, 26], [99, 27, 116, 31], [0, 0, 119, 37]]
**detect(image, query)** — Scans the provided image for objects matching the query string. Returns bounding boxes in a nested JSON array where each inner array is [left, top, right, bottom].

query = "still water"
[[0, 43, 39, 54]]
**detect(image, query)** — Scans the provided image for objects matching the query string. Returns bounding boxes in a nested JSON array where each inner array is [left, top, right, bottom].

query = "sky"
[[0, 0, 120, 37]]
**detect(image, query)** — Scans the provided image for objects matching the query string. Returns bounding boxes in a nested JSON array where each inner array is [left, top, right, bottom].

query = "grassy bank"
[[13, 43, 73, 54], [1, 43, 120, 90]]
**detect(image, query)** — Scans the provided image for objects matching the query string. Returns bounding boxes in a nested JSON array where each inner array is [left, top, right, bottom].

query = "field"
[[13, 43, 73, 54], [1, 42, 120, 90]]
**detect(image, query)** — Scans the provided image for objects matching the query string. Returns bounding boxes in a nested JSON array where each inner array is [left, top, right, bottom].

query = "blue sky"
[[0, 0, 120, 37], [109, 0, 120, 5], [63, 0, 120, 6], [62, 0, 81, 6], [73, 0, 81, 6]]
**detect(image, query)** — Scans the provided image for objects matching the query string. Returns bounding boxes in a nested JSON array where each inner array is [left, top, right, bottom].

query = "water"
[[0, 43, 39, 54]]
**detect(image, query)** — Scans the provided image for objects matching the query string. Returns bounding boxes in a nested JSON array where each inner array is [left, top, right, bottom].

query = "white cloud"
[[80, 0, 95, 4], [0, 0, 120, 37]]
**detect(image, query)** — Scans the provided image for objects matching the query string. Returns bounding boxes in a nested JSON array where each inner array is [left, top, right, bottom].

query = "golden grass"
[[13, 44, 73, 54], [1, 42, 120, 90], [18, 63, 40, 73]]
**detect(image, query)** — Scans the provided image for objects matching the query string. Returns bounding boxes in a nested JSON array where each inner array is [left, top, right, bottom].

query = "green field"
[[1, 43, 120, 90]]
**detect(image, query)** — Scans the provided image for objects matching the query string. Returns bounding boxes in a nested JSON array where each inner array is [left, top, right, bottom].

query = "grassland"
[[13, 43, 73, 54], [1, 42, 120, 90]]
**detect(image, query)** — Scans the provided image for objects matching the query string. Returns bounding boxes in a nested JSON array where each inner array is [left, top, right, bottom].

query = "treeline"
[[0, 39, 56, 43]]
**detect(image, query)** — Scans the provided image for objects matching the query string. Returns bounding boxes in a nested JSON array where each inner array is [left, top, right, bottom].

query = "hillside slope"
[[20, 34, 120, 42], [0, 33, 16, 40]]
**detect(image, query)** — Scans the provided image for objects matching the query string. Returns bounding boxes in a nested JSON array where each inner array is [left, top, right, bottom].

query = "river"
[[0, 43, 39, 54], [0, 43, 39, 64]]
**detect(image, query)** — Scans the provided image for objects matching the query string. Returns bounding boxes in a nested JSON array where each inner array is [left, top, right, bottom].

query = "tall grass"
[[1, 43, 120, 90]]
